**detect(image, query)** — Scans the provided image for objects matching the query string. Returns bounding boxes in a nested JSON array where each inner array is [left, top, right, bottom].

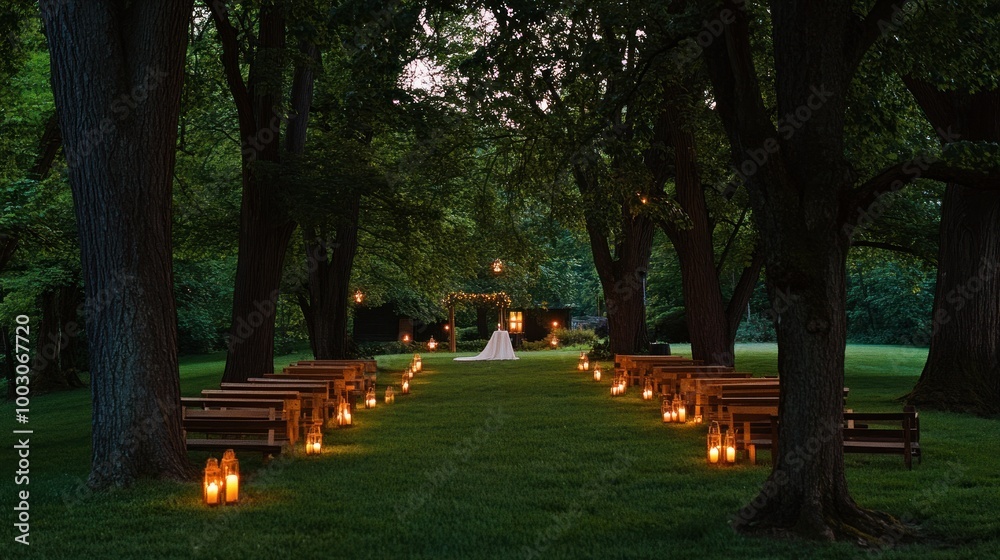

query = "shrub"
[[588, 338, 613, 361], [551, 327, 598, 347], [521, 339, 554, 351]]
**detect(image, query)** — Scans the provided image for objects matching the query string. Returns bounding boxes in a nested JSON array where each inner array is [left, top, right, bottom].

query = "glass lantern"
[[384, 386, 395, 404], [203, 457, 224, 507], [578, 352, 589, 371], [306, 424, 323, 455], [707, 421, 722, 464], [401, 377, 410, 395], [671, 396, 686, 423], [593, 365, 602, 382], [365, 387, 377, 409], [427, 337, 438, 351], [724, 429, 737, 464], [413, 354, 422, 372], [337, 401, 353, 427], [661, 397, 671, 423], [220, 449, 240, 505], [642, 378, 654, 400]]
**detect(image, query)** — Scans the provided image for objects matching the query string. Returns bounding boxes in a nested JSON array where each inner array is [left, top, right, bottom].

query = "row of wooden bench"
[[614, 354, 921, 468], [181, 359, 378, 457]]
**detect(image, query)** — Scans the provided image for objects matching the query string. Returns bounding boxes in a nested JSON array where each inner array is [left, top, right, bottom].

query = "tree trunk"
[[903, 80, 1000, 415], [32, 289, 66, 391], [304, 195, 361, 359], [41, 0, 194, 488], [212, 5, 296, 382], [703, 0, 911, 541]]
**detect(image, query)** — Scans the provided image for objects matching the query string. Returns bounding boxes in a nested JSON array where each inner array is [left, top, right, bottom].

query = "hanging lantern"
[[306, 424, 323, 455], [384, 386, 395, 404], [203, 458, 224, 507], [413, 354, 422, 372], [707, 422, 722, 464], [220, 449, 240, 505], [401, 377, 410, 395], [724, 429, 737, 464], [593, 365, 602, 381], [337, 401, 353, 427], [491, 258, 504, 275], [661, 397, 672, 423], [642, 378, 654, 400], [354, 290, 365, 304], [365, 387, 377, 409], [427, 337, 438, 351]]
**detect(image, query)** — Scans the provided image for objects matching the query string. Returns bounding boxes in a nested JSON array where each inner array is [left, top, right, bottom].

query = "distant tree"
[[40, 0, 194, 487]]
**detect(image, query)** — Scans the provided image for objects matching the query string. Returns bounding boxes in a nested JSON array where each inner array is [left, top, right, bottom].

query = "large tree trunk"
[[32, 289, 66, 391], [41, 0, 194, 488], [702, 0, 911, 541], [903, 80, 1000, 415], [211, 4, 296, 382]]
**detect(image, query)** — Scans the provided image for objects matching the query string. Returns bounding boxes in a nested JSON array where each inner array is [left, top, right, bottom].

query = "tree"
[[702, 0, 1000, 541], [903, 80, 1000, 415], [40, 0, 194, 487]]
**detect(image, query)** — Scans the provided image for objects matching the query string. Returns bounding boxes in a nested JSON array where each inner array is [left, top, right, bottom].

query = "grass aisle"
[[3, 345, 998, 559]]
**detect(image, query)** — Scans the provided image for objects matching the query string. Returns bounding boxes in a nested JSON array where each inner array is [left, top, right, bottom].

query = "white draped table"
[[454, 330, 518, 361]]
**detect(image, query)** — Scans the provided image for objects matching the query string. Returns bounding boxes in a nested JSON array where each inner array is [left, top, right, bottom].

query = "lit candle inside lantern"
[[225, 474, 239, 502], [726, 446, 736, 463], [663, 411, 670, 423], [206, 482, 219, 505], [678, 406, 686, 423], [312, 441, 321, 454], [671, 411, 678, 422], [709, 447, 720, 464]]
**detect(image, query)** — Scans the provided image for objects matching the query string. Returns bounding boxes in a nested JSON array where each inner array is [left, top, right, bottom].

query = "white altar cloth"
[[454, 330, 518, 361]]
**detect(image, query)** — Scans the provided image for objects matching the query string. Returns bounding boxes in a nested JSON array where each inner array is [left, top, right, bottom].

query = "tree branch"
[[206, 0, 256, 141], [847, 158, 1000, 217], [852, 0, 912, 67], [849, 239, 937, 267]]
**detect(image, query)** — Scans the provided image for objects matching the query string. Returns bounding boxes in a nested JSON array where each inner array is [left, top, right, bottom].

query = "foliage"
[[588, 337, 613, 361], [549, 327, 597, 347]]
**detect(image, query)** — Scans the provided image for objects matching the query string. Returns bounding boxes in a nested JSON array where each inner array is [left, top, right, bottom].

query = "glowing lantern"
[[508, 311, 523, 334], [550, 336, 559, 348], [413, 354, 422, 372], [577, 352, 589, 371], [337, 401, 353, 427], [642, 378, 654, 400], [551, 321, 559, 328], [401, 377, 410, 394], [220, 449, 240, 505], [427, 337, 438, 351], [203, 458, 223, 507], [593, 365, 602, 381], [402, 334, 411, 343], [406, 366, 414, 379], [365, 387, 377, 409], [707, 422, 722, 464], [671, 396, 686, 423], [661, 397, 672, 423], [491, 259, 504, 274], [724, 429, 737, 464], [305, 424, 323, 455], [354, 290, 364, 304], [384, 386, 395, 404]]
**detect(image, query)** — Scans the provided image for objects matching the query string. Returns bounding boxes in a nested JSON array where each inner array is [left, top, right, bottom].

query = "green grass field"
[[3, 344, 999, 559]]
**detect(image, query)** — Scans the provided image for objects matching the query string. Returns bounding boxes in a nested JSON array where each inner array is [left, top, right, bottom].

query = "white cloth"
[[454, 330, 518, 361]]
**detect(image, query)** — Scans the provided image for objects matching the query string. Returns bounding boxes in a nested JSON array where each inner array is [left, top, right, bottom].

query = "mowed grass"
[[2, 344, 999, 559]]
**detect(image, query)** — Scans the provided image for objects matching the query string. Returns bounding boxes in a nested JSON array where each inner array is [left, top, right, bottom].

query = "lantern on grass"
[[413, 354, 422, 372], [593, 365, 602, 381], [337, 401, 353, 427], [306, 424, 323, 455], [427, 337, 438, 351], [577, 352, 589, 371], [384, 386, 396, 403], [671, 396, 686, 423], [365, 387, 377, 409], [724, 429, 737, 464], [642, 378, 653, 400], [707, 422, 722, 464], [203, 458, 224, 507], [401, 377, 410, 394], [220, 449, 240, 505], [661, 397, 672, 423], [550, 336, 559, 348]]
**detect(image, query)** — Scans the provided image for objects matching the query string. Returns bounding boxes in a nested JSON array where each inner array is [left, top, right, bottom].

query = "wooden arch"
[[443, 292, 512, 352]]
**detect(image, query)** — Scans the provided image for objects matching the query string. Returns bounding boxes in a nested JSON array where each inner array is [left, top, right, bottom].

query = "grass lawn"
[[3, 344, 999, 559]]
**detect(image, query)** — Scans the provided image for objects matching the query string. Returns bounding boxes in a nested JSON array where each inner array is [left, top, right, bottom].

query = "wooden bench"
[[181, 397, 300, 442], [224, 380, 330, 424], [182, 403, 292, 456], [293, 359, 377, 373], [729, 408, 779, 464], [843, 407, 921, 469]]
